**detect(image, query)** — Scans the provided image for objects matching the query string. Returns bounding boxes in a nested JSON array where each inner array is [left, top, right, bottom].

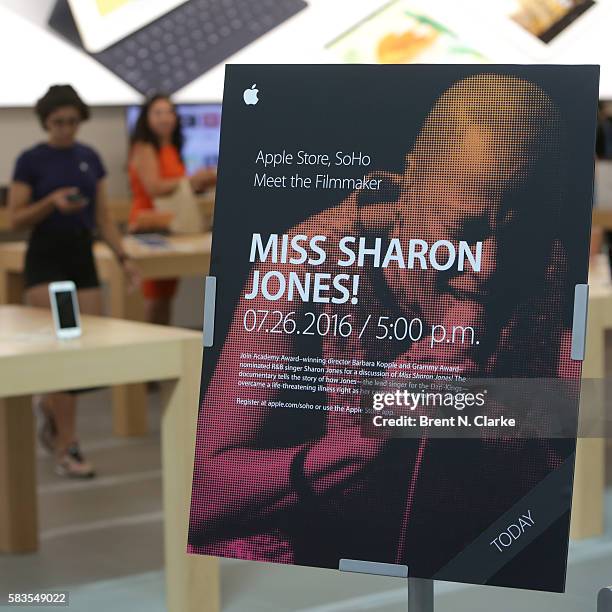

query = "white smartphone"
[[48, 281, 82, 339]]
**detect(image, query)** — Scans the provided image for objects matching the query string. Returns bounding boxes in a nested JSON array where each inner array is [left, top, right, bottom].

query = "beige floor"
[[0, 388, 165, 591]]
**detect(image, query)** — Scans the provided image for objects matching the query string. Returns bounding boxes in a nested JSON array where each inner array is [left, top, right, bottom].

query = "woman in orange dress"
[[128, 95, 215, 325]]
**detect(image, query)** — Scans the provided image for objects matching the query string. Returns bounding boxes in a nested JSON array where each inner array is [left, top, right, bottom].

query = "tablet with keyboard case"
[[48, 0, 307, 95]]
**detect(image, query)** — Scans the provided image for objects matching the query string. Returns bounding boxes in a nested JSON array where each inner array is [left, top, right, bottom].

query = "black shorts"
[[25, 227, 100, 290]]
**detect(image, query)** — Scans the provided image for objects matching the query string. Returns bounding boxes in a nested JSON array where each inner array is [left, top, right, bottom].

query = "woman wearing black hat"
[[7, 85, 139, 478]]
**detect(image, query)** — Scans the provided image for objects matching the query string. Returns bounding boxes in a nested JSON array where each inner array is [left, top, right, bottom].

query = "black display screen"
[[55, 290, 77, 329]]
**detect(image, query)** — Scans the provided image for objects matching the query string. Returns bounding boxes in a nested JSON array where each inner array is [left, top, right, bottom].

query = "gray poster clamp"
[[339, 560, 433, 611], [202, 276, 217, 348], [571, 284, 589, 361]]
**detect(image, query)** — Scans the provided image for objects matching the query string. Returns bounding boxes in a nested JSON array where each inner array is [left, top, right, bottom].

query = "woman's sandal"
[[55, 444, 96, 479]]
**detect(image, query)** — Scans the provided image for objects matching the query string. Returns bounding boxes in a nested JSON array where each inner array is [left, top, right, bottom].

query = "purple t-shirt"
[[12, 142, 106, 232]]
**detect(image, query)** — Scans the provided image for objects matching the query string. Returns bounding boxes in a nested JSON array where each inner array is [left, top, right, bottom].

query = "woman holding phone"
[[129, 94, 216, 326], [7, 84, 138, 478]]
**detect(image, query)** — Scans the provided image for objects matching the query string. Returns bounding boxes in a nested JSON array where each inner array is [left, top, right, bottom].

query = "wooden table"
[[0, 306, 219, 612], [571, 285, 612, 539], [0, 234, 212, 437]]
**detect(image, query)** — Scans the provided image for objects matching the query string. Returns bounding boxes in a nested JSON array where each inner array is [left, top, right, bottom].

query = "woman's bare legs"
[[144, 297, 172, 326], [27, 284, 102, 467]]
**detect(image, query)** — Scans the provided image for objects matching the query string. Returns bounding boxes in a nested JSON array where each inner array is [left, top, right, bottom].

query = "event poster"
[[188, 65, 599, 592]]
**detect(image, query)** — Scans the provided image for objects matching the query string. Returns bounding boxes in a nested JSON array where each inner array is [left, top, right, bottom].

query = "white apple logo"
[[243, 84, 259, 106]]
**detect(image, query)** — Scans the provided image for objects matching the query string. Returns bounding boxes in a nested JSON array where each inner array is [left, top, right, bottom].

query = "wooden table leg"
[[106, 259, 149, 437], [161, 338, 219, 612], [0, 396, 38, 552], [571, 438, 605, 539], [570, 295, 606, 540], [0, 270, 24, 305]]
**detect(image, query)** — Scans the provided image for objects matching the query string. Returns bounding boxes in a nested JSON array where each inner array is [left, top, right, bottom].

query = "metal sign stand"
[[408, 577, 434, 611], [339, 560, 434, 611]]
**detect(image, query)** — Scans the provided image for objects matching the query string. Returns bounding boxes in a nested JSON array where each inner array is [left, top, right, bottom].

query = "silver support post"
[[408, 578, 434, 612], [338, 560, 435, 611]]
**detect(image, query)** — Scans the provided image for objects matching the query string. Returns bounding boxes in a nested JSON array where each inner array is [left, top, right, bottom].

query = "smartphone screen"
[[55, 291, 77, 329]]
